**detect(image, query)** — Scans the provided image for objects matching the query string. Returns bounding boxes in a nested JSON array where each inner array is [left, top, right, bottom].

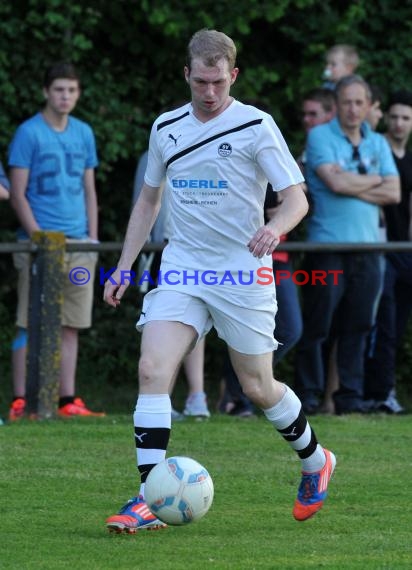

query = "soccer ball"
[[144, 456, 214, 525]]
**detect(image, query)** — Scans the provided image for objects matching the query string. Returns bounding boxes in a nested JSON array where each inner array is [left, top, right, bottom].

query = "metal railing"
[[2, 232, 412, 418], [3, 240, 412, 254]]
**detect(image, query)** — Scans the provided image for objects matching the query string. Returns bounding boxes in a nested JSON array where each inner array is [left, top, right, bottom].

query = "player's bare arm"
[[103, 182, 162, 307], [247, 184, 308, 258]]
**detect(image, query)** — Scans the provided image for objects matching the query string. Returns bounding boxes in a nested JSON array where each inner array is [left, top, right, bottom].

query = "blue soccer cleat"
[[106, 496, 167, 533], [293, 448, 336, 521]]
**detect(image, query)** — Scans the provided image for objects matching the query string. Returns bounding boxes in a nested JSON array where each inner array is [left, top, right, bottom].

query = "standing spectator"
[[8, 62, 104, 420], [322, 44, 360, 91], [320, 82, 385, 414], [321, 48, 364, 411], [364, 89, 412, 413], [103, 28, 335, 533], [295, 75, 400, 415]]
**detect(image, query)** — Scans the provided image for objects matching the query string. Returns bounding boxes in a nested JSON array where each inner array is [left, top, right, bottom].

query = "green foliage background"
[[1, 0, 412, 408]]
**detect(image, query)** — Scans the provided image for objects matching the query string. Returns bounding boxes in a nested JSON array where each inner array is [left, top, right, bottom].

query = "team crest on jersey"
[[218, 142, 232, 157]]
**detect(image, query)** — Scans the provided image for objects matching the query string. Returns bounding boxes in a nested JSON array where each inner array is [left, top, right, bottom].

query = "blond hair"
[[327, 44, 360, 70], [187, 29, 237, 71]]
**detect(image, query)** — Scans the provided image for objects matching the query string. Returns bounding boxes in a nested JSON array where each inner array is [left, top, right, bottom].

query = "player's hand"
[[103, 269, 130, 308], [247, 226, 280, 258]]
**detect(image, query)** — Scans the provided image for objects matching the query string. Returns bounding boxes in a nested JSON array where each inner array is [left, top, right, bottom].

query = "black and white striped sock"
[[264, 386, 326, 473], [133, 394, 171, 498]]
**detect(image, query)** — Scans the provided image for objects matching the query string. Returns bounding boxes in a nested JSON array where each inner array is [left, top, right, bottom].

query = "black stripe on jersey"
[[165, 118, 263, 168], [157, 112, 190, 131], [134, 427, 170, 449]]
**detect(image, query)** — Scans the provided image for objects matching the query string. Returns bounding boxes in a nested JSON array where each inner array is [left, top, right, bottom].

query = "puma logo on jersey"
[[168, 133, 181, 146]]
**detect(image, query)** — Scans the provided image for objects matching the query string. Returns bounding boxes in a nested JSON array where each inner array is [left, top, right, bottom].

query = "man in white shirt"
[[104, 29, 336, 532]]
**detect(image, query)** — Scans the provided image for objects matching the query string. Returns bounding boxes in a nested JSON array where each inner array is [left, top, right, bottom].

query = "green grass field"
[[1, 413, 411, 569]]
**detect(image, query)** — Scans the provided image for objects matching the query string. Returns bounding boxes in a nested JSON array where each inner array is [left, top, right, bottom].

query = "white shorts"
[[136, 283, 278, 355]]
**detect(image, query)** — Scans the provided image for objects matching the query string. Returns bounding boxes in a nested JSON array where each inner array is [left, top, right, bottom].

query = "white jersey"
[[144, 99, 304, 273]]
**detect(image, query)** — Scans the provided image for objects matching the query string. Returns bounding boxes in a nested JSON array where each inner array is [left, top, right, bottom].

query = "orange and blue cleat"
[[106, 496, 167, 534], [293, 448, 336, 521]]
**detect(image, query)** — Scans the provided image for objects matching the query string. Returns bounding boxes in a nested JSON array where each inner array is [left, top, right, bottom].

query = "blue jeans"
[[364, 253, 412, 400], [295, 252, 382, 412], [273, 260, 303, 365]]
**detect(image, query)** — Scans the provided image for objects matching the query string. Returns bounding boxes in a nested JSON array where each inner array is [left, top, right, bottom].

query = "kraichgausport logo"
[[68, 267, 345, 287], [88, 267, 344, 287]]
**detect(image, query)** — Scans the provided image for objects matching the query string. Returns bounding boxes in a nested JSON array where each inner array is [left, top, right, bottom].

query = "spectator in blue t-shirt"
[[295, 74, 400, 415], [8, 62, 103, 420]]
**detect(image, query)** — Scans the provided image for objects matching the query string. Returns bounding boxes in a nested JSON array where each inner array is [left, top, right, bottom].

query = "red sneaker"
[[58, 397, 106, 417], [9, 398, 26, 421], [293, 448, 336, 521]]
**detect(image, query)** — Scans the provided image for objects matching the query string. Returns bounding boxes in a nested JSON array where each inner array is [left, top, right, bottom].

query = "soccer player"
[[103, 29, 336, 532]]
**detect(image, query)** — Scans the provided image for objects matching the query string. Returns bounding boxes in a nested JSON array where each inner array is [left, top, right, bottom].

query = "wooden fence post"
[[26, 231, 65, 419]]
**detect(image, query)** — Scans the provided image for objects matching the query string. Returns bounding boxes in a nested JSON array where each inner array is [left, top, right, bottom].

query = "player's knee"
[[138, 355, 157, 386], [241, 379, 266, 404], [241, 374, 280, 408], [138, 354, 170, 389]]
